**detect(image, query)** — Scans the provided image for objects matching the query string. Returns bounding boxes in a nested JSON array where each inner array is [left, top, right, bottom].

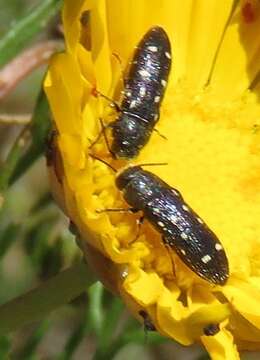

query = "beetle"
[[139, 310, 157, 332], [114, 165, 229, 285], [203, 323, 220, 336], [90, 154, 229, 285], [93, 26, 171, 159]]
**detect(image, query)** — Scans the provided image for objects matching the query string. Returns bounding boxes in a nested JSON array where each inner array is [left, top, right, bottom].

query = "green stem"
[[0, 125, 29, 193], [0, 261, 95, 335], [88, 282, 104, 337], [0, 0, 62, 67]]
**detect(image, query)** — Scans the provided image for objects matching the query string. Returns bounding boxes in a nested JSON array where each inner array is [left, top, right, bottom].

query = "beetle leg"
[[96, 207, 138, 214]]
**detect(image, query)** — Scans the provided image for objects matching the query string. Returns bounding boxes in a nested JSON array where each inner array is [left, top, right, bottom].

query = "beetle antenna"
[[89, 154, 117, 173], [138, 162, 168, 167]]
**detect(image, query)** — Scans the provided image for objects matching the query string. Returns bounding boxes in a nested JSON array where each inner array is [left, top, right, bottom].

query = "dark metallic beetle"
[[203, 323, 220, 336], [115, 166, 229, 285], [100, 26, 171, 159], [139, 310, 156, 332]]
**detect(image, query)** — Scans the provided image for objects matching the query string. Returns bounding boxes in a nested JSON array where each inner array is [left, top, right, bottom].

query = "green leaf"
[[0, 336, 11, 359], [0, 262, 95, 335], [24, 215, 57, 268], [0, 223, 21, 260], [88, 282, 104, 337], [58, 303, 90, 360], [19, 320, 50, 359], [0, 88, 51, 193], [100, 298, 124, 351], [10, 89, 52, 184], [0, 0, 62, 67], [30, 192, 53, 213], [39, 237, 64, 279], [0, 126, 28, 193]]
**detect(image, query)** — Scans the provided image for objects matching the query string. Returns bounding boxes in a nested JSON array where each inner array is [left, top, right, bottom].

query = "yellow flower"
[[44, 0, 260, 358]]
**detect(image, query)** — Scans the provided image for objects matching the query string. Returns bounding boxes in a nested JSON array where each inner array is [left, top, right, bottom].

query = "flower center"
[[135, 82, 260, 281]]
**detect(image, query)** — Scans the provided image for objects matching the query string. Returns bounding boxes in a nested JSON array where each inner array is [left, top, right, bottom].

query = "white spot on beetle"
[[180, 249, 186, 255], [215, 243, 223, 251], [170, 214, 178, 222], [161, 79, 167, 87], [139, 69, 150, 78], [129, 100, 137, 108], [126, 91, 132, 97], [182, 205, 189, 212], [154, 208, 160, 213], [197, 217, 203, 224], [146, 59, 152, 67], [140, 86, 146, 96], [201, 255, 212, 264], [181, 232, 188, 239], [165, 51, 171, 59], [158, 221, 164, 227], [121, 268, 129, 278], [154, 113, 159, 121], [154, 96, 160, 103], [171, 189, 179, 196], [148, 45, 158, 52]]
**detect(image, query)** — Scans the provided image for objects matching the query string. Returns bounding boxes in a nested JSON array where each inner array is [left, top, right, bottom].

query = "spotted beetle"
[[95, 26, 171, 159], [90, 154, 229, 285], [115, 166, 229, 285]]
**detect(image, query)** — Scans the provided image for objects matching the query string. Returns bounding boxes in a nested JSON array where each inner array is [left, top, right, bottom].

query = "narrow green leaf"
[[0, 262, 95, 335], [30, 192, 53, 213], [10, 89, 52, 184], [0, 336, 11, 358], [19, 320, 50, 359], [58, 303, 90, 360], [100, 298, 124, 351], [0, 0, 62, 67], [0, 223, 21, 259], [39, 237, 64, 279], [0, 88, 51, 193], [24, 215, 57, 268], [31, 89, 52, 147], [0, 126, 28, 192], [88, 282, 104, 337]]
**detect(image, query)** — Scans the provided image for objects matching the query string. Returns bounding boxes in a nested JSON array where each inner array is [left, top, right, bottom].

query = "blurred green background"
[[0, 1, 259, 359]]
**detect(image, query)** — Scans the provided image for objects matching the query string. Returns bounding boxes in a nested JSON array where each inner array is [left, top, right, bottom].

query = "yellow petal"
[[202, 328, 240, 360], [44, 53, 87, 135], [210, 0, 260, 99], [185, 0, 234, 88], [223, 279, 260, 329], [106, 0, 193, 83], [123, 267, 165, 305], [89, 0, 112, 94], [63, 0, 95, 53]]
